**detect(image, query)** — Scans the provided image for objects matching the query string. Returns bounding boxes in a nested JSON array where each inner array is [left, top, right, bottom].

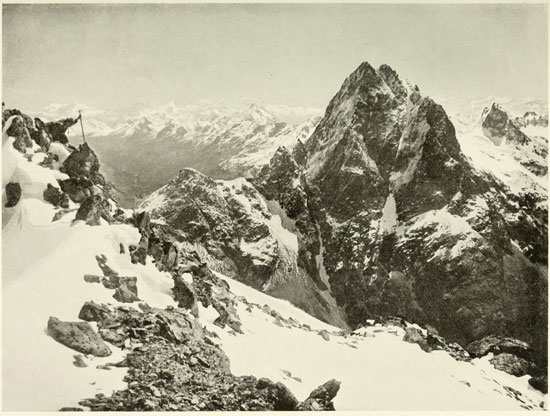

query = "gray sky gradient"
[[2, 3, 548, 112]]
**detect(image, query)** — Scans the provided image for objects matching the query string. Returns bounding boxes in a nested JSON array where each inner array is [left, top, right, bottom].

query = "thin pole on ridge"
[[78, 110, 86, 144]]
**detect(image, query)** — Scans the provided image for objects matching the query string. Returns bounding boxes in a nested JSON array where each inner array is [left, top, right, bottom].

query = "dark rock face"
[[139, 168, 346, 328], [47, 316, 111, 357], [45, 117, 79, 145], [6, 115, 33, 153], [74, 195, 112, 226], [481, 103, 530, 146], [298, 379, 341, 411], [43, 184, 70, 208], [250, 62, 547, 368], [489, 353, 538, 377], [529, 375, 548, 394], [465, 335, 532, 360], [465, 335, 541, 378], [5, 182, 21, 208], [255, 378, 299, 410], [173, 276, 198, 316], [113, 276, 139, 303]]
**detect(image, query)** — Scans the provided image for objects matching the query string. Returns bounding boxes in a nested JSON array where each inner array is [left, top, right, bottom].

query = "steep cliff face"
[[251, 62, 548, 367]]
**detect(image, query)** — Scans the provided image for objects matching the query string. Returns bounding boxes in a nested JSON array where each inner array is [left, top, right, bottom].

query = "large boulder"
[[489, 353, 538, 377], [62, 143, 100, 179], [129, 236, 149, 265], [112, 276, 139, 303], [43, 184, 70, 208], [173, 275, 198, 316], [78, 301, 111, 322], [255, 378, 299, 410], [528, 375, 548, 394], [298, 379, 341, 411], [6, 115, 33, 153], [465, 335, 532, 360], [47, 316, 111, 357], [5, 182, 21, 208]]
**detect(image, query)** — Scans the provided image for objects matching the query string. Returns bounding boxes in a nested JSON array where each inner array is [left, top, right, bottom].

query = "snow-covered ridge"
[[455, 101, 548, 198], [37, 101, 322, 138]]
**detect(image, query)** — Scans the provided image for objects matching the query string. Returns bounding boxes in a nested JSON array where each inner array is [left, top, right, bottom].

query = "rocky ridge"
[[139, 168, 347, 328], [2, 108, 342, 411]]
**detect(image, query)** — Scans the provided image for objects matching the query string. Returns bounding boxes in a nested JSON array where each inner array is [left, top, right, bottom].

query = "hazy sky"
[[3, 3, 548, 112]]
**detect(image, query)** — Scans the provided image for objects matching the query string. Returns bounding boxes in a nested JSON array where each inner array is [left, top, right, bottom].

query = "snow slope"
[[199, 274, 546, 411], [2, 118, 177, 411], [457, 126, 547, 196], [2, 200, 178, 410]]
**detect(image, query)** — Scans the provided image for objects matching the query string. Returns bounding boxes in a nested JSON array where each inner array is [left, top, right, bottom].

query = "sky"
[[2, 3, 548, 112]]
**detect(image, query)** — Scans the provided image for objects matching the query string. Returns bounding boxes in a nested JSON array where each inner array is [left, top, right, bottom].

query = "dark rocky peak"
[[293, 61, 468, 221], [481, 103, 530, 146], [378, 64, 407, 98], [302, 62, 413, 185], [161, 168, 225, 207]]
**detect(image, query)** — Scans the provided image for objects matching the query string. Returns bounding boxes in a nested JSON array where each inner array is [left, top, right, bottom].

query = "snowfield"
[[2, 198, 177, 410], [457, 126, 547, 196], [198, 275, 546, 411]]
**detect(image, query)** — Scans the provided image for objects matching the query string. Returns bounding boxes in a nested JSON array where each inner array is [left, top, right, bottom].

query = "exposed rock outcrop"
[[74, 195, 112, 225], [5, 182, 21, 208], [47, 316, 111, 357], [481, 103, 530, 146], [43, 183, 70, 208], [297, 379, 341, 411], [139, 169, 347, 328], [74, 301, 341, 411]]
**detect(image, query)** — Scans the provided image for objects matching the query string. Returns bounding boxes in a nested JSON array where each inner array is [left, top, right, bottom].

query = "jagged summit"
[[253, 62, 548, 377], [481, 102, 530, 146]]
